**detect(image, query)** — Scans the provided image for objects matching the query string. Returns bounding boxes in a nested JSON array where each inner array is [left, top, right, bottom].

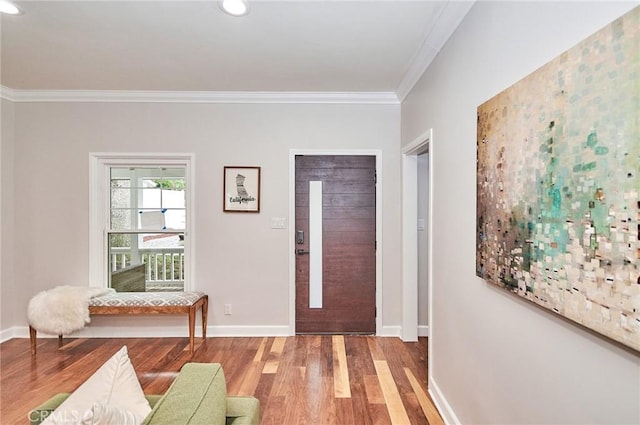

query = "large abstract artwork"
[[476, 7, 639, 352]]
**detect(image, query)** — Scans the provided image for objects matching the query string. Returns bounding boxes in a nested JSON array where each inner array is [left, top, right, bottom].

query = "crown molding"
[[0, 88, 399, 105], [396, 0, 475, 102], [0, 85, 16, 102], [396, 45, 439, 103]]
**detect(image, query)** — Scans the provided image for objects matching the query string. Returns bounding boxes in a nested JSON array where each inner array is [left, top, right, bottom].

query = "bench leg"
[[29, 326, 64, 354], [30, 326, 37, 355], [188, 306, 196, 353], [202, 296, 208, 339], [187, 296, 208, 352]]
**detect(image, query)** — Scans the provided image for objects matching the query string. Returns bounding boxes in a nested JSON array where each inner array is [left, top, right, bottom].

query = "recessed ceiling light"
[[0, 0, 21, 15], [219, 0, 249, 17]]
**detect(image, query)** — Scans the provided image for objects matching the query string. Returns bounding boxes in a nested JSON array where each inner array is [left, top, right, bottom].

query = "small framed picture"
[[223, 166, 261, 213]]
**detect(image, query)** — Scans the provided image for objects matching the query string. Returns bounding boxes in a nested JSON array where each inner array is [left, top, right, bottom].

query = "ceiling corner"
[[395, 0, 476, 103]]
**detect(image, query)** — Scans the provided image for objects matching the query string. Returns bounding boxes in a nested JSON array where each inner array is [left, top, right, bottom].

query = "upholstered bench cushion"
[[89, 291, 206, 307]]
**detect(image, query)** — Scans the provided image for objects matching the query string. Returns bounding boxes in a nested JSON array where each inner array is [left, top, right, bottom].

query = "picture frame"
[[223, 166, 261, 213]]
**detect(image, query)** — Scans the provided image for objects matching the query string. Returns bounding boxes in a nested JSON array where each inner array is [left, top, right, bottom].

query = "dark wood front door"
[[295, 155, 376, 334]]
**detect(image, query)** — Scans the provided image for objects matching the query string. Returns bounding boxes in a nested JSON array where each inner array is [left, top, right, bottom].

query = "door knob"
[[296, 249, 310, 255]]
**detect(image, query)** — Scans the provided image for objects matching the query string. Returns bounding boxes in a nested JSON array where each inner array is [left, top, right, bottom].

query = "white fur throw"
[[28, 286, 113, 335]]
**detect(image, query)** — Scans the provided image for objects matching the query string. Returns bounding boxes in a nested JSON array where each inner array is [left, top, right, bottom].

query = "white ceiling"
[[1, 1, 474, 100]]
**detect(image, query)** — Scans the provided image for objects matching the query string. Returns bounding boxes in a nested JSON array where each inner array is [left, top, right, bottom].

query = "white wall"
[[1, 98, 15, 336], [402, 2, 640, 424], [5, 101, 402, 336]]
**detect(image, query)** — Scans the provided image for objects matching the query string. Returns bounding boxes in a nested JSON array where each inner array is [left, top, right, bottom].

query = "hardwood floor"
[[0, 336, 442, 425]]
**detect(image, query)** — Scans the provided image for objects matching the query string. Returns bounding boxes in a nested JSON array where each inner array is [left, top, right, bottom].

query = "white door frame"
[[401, 129, 433, 342], [288, 149, 383, 335]]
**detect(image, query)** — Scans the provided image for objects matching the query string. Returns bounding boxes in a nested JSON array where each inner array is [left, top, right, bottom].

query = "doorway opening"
[[401, 129, 433, 342]]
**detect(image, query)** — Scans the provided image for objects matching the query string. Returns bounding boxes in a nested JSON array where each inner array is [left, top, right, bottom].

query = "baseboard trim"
[[0, 327, 17, 343], [378, 325, 431, 338], [4, 325, 422, 340], [4, 325, 292, 339], [379, 325, 402, 337], [206, 326, 290, 337], [418, 325, 430, 337], [429, 375, 461, 425]]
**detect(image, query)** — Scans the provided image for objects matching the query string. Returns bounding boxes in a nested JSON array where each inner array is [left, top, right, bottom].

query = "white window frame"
[[89, 153, 195, 290]]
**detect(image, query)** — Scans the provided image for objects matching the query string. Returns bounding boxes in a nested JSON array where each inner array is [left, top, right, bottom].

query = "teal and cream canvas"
[[476, 7, 639, 352]]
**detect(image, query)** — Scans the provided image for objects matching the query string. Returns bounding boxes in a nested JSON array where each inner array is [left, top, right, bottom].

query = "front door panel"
[[295, 155, 376, 333]]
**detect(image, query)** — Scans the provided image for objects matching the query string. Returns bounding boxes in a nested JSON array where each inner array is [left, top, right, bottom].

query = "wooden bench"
[[29, 291, 208, 355]]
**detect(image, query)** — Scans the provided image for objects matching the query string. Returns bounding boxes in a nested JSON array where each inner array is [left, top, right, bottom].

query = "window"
[[90, 154, 193, 292]]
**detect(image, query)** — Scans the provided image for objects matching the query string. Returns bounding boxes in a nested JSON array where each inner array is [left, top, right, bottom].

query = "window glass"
[[107, 167, 186, 292]]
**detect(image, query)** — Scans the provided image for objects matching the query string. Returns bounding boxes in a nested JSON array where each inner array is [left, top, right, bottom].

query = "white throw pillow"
[[81, 402, 139, 425], [42, 346, 151, 425]]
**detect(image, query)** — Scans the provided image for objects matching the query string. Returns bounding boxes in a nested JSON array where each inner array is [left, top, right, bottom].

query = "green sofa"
[[30, 363, 260, 425]]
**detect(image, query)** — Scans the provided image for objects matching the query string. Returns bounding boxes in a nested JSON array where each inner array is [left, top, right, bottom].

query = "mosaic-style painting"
[[476, 7, 639, 352]]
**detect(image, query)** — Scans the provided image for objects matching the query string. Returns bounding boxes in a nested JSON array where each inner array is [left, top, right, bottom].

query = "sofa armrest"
[[226, 397, 260, 425], [142, 363, 227, 425], [29, 364, 255, 425]]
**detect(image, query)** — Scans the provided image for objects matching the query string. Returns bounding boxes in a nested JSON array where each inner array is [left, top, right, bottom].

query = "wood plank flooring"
[[0, 336, 443, 425]]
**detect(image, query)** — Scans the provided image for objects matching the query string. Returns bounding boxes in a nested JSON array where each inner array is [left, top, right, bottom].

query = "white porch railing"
[[110, 247, 184, 290]]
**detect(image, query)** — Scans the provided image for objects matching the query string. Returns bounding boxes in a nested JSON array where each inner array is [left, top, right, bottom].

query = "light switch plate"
[[417, 219, 426, 231], [271, 217, 287, 229]]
